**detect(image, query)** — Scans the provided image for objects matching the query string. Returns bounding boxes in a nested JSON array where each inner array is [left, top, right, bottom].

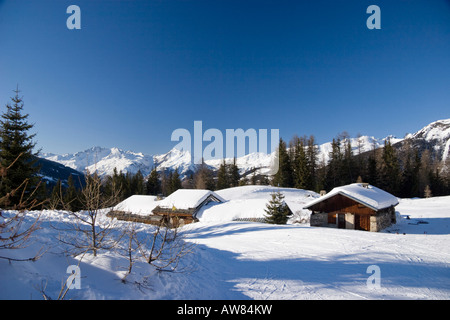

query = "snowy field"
[[1, 186, 449, 300]]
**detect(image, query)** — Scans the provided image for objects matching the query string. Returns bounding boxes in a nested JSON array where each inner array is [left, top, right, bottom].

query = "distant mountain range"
[[43, 146, 154, 178], [39, 119, 450, 184]]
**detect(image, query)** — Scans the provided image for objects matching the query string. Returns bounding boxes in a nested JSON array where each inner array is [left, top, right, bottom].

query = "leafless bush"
[[0, 209, 44, 262], [115, 217, 196, 287], [117, 222, 139, 283], [57, 171, 122, 257], [136, 219, 196, 272], [0, 153, 46, 262], [36, 257, 84, 300]]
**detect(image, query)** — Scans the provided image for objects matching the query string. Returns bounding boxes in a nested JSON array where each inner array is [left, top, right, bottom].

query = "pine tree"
[[366, 154, 378, 186], [325, 138, 343, 189], [400, 149, 414, 197], [250, 167, 258, 185], [104, 167, 122, 200], [264, 191, 291, 224], [238, 175, 249, 186], [161, 171, 171, 196], [50, 179, 64, 209], [429, 168, 445, 196], [342, 136, 355, 184], [131, 170, 145, 195], [194, 160, 215, 190], [291, 136, 309, 189], [64, 174, 81, 211], [380, 139, 401, 195], [228, 157, 240, 187], [146, 167, 161, 195], [170, 168, 182, 194], [272, 138, 294, 188], [411, 150, 421, 197], [216, 159, 229, 190], [306, 135, 318, 191], [0, 87, 39, 207]]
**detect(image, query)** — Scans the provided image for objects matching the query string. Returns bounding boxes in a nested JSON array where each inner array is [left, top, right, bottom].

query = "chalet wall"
[[310, 212, 328, 227], [107, 211, 163, 225], [107, 210, 197, 228], [310, 207, 396, 232], [372, 206, 396, 232], [308, 194, 375, 215], [311, 212, 355, 229], [345, 213, 355, 229]]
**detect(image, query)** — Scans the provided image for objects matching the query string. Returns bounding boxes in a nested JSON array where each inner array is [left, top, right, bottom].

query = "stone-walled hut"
[[303, 183, 398, 232]]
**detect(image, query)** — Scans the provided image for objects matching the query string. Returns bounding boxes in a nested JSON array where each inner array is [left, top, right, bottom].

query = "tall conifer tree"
[[272, 138, 294, 188], [0, 87, 39, 206]]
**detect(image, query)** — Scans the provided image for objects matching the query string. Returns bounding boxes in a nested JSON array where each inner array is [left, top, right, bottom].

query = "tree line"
[[273, 134, 450, 198], [44, 133, 450, 205]]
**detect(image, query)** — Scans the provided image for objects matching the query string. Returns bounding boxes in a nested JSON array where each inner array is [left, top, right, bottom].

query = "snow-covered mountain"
[[206, 152, 275, 176], [317, 135, 403, 164], [42, 119, 450, 179], [41, 138, 390, 178], [43, 146, 154, 178], [402, 119, 450, 162], [152, 147, 196, 176]]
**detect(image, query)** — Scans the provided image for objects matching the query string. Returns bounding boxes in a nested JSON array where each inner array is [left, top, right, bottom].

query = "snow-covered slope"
[[1, 194, 449, 300], [196, 185, 318, 222]]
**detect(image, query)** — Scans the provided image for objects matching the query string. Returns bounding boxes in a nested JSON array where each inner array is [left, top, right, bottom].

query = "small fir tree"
[[264, 191, 291, 224]]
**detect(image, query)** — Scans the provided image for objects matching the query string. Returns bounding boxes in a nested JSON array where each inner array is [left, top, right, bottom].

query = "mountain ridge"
[[41, 118, 450, 179]]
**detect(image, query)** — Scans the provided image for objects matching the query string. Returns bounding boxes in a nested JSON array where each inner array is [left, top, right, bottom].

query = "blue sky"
[[0, 0, 449, 156]]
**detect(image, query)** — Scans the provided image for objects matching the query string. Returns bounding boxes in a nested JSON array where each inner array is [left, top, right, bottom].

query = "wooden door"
[[328, 213, 336, 224], [355, 214, 370, 231], [338, 214, 346, 229]]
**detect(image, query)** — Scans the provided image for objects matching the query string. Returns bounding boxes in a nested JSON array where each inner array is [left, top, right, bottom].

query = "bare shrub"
[[0, 154, 46, 262], [57, 171, 122, 257]]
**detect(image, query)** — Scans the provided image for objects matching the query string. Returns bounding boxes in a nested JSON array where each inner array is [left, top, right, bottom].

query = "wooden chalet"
[[152, 189, 225, 227], [107, 195, 163, 225], [304, 183, 398, 232]]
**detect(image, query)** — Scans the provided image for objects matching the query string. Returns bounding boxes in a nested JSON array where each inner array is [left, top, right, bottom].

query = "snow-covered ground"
[[1, 187, 449, 300], [198, 185, 318, 223]]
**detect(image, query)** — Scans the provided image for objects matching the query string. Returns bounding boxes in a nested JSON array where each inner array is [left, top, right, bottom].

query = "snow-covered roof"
[[156, 189, 225, 210], [113, 195, 159, 215], [303, 183, 399, 211], [195, 185, 318, 222]]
